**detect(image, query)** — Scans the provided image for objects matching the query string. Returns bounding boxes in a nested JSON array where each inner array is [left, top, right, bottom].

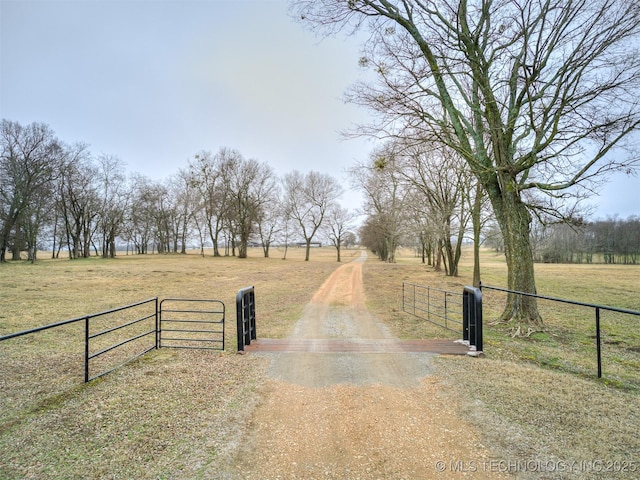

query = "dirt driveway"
[[223, 253, 509, 479]]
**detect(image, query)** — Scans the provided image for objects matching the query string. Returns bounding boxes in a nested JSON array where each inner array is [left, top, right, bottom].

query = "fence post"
[[236, 286, 256, 352], [463, 291, 469, 344], [84, 316, 90, 383], [463, 286, 483, 355], [596, 307, 602, 378], [155, 297, 160, 350]]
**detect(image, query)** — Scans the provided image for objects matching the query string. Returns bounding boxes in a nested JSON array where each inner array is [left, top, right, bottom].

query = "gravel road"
[[223, 253, 509, 479]]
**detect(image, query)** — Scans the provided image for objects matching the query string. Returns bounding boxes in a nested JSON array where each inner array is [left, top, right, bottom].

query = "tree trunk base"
[[509, 324, 541, 338], [489, 318, 545, 337]]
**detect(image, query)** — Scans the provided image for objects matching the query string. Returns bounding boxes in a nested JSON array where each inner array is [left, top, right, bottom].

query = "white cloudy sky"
[[1, 0, 638, 218]]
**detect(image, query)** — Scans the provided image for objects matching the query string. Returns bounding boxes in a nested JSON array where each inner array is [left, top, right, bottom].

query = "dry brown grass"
[[363, 247, 640, 388], [362, 247, 640, 479], [0, 247, 345, 479], [1, 246, 639, 479]]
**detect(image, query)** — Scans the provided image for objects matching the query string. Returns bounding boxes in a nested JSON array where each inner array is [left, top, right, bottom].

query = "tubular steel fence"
[[402, 282, 463, 333], [0, 297, 226, 385], [480, 284, 640, 380], [159, 298, 225, 351], [86, 298, 158, 382], [402, 282, 483, 353]]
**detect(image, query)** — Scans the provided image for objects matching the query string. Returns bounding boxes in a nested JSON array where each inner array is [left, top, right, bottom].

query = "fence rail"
[[480, 283, 640, 379], [159, 298, 225, 350], [0, 296, 228, 385], [402, 282, 463, 333], [85, 298, 158, 382]]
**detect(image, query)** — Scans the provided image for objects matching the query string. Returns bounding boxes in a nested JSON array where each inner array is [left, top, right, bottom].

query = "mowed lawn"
[[1, 247, 639, 479]]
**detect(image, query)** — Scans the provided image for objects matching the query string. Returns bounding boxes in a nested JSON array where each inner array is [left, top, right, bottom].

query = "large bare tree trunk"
[[489, 184, 543, 329]]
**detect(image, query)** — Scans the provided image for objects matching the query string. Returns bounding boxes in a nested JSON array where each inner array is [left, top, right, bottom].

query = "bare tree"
[[256, 192, 284, 258], [396, 144, 471, 276], [324, 204, 357, 261], [350, 147, 410, 262], [188, 150, 231, 257], [168, 168, 201, 254], [56, 145, 100, 259], [0, 120, 64, 262], [96, 155, 130, 258], [225, 155, 276, 258], [250, 165, 280, 258], [125, 174, 159, 254], [283, 170, 343, 261], [292, 0, 640, 329]]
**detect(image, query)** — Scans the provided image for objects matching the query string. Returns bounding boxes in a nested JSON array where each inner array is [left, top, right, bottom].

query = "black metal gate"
[[236, 286, 256, 351], [159, 298, 225, 350]]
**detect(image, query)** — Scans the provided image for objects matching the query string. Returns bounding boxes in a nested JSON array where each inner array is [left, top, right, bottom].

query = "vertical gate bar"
[[596, 307, 602, 378], [244, 296, 251, 346], [155, 297, 159, 349], [469, 291, 476, 348], [251, 289, 256, 341], [236, 294, 244, 351], [413, 284, 417, 315], [475, 289, 483, 352], [84, 316, 90, 383], [462, 290, 469, 343], [222, 303, 226, 351], [444, 292, 448, 330]]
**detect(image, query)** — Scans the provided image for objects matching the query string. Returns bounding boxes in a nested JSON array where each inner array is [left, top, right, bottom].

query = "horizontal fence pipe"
[[159, 319, 224, 324], [161, 329, 224, 334], [1, 315, 87, 342], [85, 297, 159, 319], [87, 345, 156, 383], [161, 337, 223, 343], [88, 313, 156, 339], [481, 284, 639, 379], [158, 345, 223, 351], [160, 309, 224, 315], [88, 329, 155, 360], [481, 285, 640, 316], [0, 297, 158, 342], [161, 298, 224, 303]]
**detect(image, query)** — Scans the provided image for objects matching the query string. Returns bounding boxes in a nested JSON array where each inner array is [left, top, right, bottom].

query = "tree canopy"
[[292, 0, 640, 328]]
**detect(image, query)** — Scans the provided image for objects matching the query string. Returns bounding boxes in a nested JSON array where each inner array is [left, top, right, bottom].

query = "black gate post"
[[236, 286, 256, 351], [463, 286, 483, 354]]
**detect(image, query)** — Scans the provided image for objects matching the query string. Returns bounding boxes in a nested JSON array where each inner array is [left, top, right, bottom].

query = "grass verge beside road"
[[363, 247, 640, 479]]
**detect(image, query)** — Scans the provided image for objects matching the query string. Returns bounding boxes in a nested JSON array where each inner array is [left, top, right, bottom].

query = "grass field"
[[0, 246, 638, 479]]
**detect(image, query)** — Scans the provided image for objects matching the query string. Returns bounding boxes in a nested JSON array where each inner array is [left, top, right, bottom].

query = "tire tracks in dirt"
[[223, 253, 510, 479]]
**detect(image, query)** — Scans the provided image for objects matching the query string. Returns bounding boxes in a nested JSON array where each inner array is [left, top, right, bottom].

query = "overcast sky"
[[1, 0, 638, 219]]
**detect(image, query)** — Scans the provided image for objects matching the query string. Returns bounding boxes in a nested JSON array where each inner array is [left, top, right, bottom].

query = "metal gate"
[[159, 298, 225, 350], [236, 286, 256, 351]]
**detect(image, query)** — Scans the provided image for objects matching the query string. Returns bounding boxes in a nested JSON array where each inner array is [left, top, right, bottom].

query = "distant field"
[[0, 246, 638, 479]]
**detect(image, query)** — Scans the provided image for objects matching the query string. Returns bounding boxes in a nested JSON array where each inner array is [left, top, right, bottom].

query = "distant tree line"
[[483, 217, 640, 264], [531, 218, 640, 264], [0, 119, 355, 263]]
